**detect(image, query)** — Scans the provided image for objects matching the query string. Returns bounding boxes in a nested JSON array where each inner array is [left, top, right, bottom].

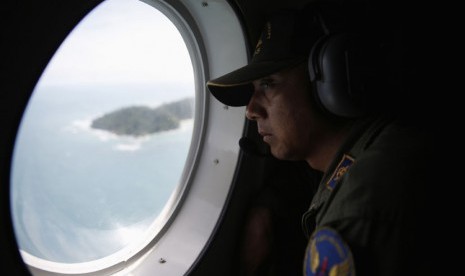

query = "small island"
[[91, 98, 194, 137]]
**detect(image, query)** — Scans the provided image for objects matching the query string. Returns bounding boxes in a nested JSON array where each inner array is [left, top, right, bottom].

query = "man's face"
[[246, 63, 329, 161]]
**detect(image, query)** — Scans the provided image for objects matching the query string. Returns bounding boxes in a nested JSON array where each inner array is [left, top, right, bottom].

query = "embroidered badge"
[[303, 227, 355, 276], [326, 154, 354, 190]]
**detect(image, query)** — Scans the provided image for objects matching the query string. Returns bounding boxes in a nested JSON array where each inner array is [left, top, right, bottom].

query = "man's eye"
[[260, 81, 271, 89]]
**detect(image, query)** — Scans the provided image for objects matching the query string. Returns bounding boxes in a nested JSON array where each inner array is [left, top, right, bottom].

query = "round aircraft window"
[[10, 0, 196, 270]]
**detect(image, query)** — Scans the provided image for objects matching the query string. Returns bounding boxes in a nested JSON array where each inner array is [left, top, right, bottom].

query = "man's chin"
[[270, 147, 288, 160]]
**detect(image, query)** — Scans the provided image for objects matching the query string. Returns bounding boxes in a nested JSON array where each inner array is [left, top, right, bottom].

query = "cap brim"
[[207, 58, 304, 106]]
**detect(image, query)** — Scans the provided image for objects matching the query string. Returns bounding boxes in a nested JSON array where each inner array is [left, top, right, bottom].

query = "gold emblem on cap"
[[253, 22, 271, 56], [254, 38, 263, 56], [265, 21, 271, 39]]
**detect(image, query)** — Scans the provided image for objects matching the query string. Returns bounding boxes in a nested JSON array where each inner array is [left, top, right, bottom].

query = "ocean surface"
[[10, 82, 194, 263]]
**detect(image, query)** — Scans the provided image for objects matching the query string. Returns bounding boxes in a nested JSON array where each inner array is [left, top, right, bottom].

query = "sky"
[[39, 0, 194, 86]]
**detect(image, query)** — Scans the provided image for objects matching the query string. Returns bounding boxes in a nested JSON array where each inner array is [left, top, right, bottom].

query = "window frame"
[[18, 0, 248, 275]]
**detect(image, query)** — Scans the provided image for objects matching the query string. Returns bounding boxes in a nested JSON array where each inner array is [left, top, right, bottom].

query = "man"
[[207, 2, 433, 276]]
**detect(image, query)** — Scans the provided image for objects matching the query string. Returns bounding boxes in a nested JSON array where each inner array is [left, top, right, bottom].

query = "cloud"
[[39, 0, 193, 86]]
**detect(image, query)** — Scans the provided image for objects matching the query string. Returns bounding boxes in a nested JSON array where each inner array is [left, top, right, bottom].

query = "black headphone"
[[307, 6, 384, 118]]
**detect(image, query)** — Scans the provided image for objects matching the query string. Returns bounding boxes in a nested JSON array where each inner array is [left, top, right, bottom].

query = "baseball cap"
[[207, 8, 323, 107]]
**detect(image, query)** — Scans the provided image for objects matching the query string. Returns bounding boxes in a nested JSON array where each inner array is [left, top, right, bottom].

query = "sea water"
[[10, 82, 194, 263]]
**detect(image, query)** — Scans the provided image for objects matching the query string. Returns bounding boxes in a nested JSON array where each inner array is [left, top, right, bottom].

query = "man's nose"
[[245, 104, 256, 120], [245, 92, 263, 121]]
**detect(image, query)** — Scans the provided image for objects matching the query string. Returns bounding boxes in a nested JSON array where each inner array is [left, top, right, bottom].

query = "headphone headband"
[[307, 3, 384, 118]]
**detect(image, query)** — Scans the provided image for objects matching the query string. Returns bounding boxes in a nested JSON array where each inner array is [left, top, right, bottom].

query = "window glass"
[[11, 0, 194, 264]]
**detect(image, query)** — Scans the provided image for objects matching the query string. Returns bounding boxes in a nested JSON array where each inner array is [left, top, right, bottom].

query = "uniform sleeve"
[[324, 216, 418, 275]]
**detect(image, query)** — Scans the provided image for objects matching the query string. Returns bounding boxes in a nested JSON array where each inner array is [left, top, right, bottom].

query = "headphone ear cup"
[[308, 33, 375, 118], [308, 36, 327, 84]]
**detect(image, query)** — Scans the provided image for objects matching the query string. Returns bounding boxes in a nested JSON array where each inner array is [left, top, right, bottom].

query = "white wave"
[[94, 129, 119, 142], [65, 118, 120, 141], [63, 119, 92, 134], [115, 142, 141, 151]]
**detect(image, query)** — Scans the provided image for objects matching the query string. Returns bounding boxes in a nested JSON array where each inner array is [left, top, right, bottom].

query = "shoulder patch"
[[304, 227, 355, 276], [326, 154, 354, 190]]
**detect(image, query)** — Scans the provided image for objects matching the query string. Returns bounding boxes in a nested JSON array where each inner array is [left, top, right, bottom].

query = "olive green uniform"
[[302, 117, 433, 275]]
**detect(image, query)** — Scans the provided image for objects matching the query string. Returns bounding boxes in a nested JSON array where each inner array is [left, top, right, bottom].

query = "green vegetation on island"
[[91, 97, 194, 137]]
